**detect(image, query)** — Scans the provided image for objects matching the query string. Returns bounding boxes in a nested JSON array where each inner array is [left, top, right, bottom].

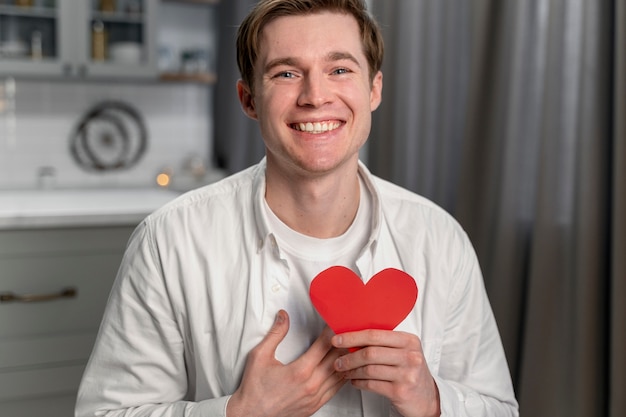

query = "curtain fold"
[[611, 1, 626, 415], [368, 1, 623, 416], [515, 1, 613, 415], [369, 1, 470, 210]]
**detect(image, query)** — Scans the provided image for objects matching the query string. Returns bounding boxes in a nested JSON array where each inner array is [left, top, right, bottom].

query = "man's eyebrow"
[[327, 51, 361, 67], [264, 57, 298, 74]]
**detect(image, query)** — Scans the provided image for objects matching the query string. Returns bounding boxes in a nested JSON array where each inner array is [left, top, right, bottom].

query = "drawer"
[[0, 226, 134, 374], [0, 363, 85, 402], [0, 332, 96, 369], [0, 393, 77, 417], [0, 225, 134, 410], [0, 226, 134, 256], [0, 251, 123, 338]]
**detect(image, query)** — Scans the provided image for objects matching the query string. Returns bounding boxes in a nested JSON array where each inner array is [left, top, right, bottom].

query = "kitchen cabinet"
[[158, 0, 218, 85], [0, 0, 158, 80], [0, 225, 134, 417], [0, 189, 180, 416]]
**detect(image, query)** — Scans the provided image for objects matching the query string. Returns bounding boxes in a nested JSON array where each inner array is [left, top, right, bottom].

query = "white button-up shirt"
[[76, 160, 519, 417]]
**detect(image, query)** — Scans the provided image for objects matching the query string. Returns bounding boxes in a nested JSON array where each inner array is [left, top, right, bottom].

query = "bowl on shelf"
[[109, 42, 142, 65]]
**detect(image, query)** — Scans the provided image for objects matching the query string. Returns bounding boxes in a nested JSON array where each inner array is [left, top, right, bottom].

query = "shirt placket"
[[261, 233, 291, 329]]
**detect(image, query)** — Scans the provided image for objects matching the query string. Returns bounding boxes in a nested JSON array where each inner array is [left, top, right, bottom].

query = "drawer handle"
[[0, 287, 77, 303]]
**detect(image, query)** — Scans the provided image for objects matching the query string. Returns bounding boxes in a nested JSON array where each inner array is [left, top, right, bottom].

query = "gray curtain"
[[213, 0, 625, 414], [369, 1, 625, 416], [213, 0, 266, 173], [612, 2, 626, 415]]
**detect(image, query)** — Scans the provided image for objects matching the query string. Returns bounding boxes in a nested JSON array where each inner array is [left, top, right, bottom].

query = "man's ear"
[[237, 80, 258, 120], [370, 71, 383, 112]]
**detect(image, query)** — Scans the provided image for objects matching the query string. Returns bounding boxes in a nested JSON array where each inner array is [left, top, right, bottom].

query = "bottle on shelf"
[[31, 31, 42, 60], [92, 20, 107, 61]]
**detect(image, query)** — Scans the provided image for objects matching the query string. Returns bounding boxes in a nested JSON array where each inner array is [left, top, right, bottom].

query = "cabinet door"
[[0, 226, 134, 417], [73, 0, 158, 80], [0, 0, 158, 80], [0, 0, 68, 77]]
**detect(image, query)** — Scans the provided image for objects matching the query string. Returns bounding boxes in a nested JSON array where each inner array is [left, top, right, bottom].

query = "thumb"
[[258, 309, 290, 355]]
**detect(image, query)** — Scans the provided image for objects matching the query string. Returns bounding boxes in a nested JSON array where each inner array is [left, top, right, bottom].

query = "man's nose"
[[297, 73, 332, 107]]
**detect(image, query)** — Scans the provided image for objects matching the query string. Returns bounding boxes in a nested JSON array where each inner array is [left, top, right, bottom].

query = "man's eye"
[[275, 71, 295, 78], [333, 68, 350, 75]]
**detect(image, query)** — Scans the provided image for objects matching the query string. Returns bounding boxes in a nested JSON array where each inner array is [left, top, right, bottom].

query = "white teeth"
[[294, 121, 340, 134]]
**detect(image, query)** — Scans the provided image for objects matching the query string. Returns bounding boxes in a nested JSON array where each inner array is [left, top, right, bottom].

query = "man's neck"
[[264, 162, 361, 239]]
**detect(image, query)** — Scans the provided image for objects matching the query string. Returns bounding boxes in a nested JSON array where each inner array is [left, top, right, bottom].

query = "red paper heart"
[[309, 266, 418, 335]]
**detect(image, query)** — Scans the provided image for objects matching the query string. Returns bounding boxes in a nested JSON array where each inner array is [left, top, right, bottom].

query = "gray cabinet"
[[0, 226, 134, 417], [0, 0, 158, 80]]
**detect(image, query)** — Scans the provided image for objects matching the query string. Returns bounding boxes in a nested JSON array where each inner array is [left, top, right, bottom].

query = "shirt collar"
[[252, 158, 382, 255], [253, 158, 270, 253]]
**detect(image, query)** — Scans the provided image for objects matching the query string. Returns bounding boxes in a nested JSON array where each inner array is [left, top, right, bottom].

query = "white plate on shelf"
[[0, 40, 28, 57]]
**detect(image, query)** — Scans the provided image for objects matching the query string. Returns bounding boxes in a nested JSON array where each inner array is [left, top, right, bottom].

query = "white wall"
[[0, 77, 213, 190]]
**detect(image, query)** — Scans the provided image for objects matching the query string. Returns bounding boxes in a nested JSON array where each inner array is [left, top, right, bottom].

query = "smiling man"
[[238, 10, 382, 239], [75, 1, 519, 416]]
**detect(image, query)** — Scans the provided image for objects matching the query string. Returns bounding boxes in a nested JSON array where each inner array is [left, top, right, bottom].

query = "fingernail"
[[334, 335, 343, 345], [275, 311, 285, 324], [335, 358, 343, 370]]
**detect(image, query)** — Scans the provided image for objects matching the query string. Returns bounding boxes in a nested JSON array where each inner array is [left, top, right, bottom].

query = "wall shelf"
[[0, 4, 56, 18], [162, 0, 220, 4], [159, 71, 217, 84]]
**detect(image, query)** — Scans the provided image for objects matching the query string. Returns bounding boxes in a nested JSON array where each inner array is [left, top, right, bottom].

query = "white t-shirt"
[[263, 175, 373, 416]]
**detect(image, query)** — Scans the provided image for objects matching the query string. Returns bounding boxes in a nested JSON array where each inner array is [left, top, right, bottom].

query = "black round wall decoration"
[[69, 101, 148, 172]]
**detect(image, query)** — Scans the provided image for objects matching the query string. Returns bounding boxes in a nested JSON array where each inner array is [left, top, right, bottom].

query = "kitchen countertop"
[[0, 188, 181, 229]]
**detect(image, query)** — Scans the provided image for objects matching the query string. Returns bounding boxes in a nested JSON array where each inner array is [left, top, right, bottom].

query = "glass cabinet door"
[[0, 0, 66, 77], [0, 0, 157, 80], [78, 0, 157, 79]]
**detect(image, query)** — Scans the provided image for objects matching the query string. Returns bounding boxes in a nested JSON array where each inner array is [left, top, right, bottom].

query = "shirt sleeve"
[[433, 230, 519, 416], [75, 221, 230, 417]]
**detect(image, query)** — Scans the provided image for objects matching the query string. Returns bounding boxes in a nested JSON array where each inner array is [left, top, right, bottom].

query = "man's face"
[[238, 11, 383, 178]]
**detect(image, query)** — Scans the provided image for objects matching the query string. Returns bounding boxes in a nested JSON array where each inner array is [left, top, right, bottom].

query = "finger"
[[342, 363, 396, 382], [335, 346, 407, 374], [333, 330, 417, 351], [295, 326, 337, 366], [316, 350, 350, 401], [318, 369, 349, 404], [256, 310, 290, 357], [350, 378, 395, 398]]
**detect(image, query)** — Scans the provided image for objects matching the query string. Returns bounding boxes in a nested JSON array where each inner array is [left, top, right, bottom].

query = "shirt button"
[[271, 283, 282, 293]]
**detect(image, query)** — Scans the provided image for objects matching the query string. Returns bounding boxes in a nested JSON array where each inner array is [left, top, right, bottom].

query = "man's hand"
[[332, 330, 441, 417], [227, 310, 347, 417]]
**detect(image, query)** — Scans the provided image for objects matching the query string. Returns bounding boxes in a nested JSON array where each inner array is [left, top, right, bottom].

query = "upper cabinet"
[[0, 0, 158, 80], [158, 0, 218, 85]]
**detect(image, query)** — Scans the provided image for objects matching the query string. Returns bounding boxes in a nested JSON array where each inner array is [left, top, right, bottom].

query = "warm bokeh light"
[[156, 172, 171, 187]]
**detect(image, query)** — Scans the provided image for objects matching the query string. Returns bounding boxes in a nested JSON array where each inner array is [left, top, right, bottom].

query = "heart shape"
[[309, 266, 418, 335]]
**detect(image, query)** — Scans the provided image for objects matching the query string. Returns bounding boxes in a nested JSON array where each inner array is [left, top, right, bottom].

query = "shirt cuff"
[[193, 395, 231, 417]]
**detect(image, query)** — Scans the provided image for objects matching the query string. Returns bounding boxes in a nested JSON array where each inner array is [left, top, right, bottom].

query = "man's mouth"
[[291, 120, 342, 134]]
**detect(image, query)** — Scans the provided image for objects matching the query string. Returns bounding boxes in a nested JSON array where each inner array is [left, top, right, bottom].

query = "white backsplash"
[[0, 77, 213, 190]]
